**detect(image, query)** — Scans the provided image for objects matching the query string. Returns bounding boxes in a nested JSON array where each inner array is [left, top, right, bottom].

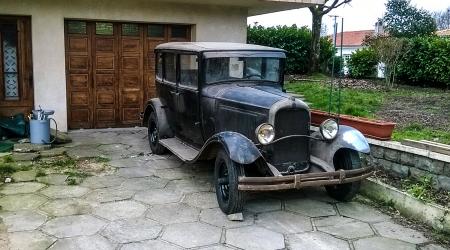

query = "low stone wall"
[[362, 138, 450, 191]]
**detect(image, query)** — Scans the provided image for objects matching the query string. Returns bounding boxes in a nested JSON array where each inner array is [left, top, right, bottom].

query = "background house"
[[0, 0, 324, 131], [437, 28, 450, 37], [333, 30, 374, 67], [330, 21, 385, 77]]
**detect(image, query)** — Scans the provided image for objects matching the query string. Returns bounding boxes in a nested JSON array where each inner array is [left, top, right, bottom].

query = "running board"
[[159, 138, 199, 162]]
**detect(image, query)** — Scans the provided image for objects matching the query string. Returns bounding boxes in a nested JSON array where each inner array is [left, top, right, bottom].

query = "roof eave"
[[249, 0, 325, 16]]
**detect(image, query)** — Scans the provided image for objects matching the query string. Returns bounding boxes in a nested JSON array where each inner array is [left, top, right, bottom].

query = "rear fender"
[[198, 132, 262, 165], [310, 125, 370, 171], [142, 98, 173, 139]]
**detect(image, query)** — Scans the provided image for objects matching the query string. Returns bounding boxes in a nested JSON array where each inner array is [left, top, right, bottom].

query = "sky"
[[248, 0, 450, 34]]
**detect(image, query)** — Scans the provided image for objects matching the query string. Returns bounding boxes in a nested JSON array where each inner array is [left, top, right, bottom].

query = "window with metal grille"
[[122, 23, 139, 36], [1, 22, 19, 100], [67, 21, 87, 34], [96, 22, 114, 35]]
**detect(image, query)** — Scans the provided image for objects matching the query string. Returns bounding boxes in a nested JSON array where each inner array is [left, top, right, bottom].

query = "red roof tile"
[[329, 30, 374, 47]]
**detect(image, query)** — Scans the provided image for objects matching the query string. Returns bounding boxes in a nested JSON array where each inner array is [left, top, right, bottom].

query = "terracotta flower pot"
[[310, 109, 396, 141]]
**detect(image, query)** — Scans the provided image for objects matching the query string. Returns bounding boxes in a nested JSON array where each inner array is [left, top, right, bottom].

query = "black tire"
[[214, 149, 246, 214], [148, 112, 166, 155], [325, 149, 361, 202]]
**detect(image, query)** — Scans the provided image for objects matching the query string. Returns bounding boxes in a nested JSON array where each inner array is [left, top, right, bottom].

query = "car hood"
[[203, 83, 305, 110]]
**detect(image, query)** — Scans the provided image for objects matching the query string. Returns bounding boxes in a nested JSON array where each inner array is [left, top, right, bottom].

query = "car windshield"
[[205, 57, 281, 85]]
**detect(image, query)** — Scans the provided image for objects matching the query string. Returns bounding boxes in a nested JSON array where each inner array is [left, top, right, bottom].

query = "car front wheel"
[[325, 149, 362, 201], [214, 149, 246, 214], [148, 112, 166, 155]]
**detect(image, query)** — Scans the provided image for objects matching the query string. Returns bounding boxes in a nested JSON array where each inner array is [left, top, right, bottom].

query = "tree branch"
[[322, 0, 352, 15]]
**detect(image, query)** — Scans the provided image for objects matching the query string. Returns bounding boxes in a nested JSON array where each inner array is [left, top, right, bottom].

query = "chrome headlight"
[[320, 119, 339, 140], [255, 123, 275, 145]]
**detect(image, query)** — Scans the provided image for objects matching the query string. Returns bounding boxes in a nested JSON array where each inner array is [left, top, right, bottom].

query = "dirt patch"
[[335, 78, 385, 91], [76, 159, 114, 175], [376, 90, 450, 131], [302, 77, 450, 130], [287, 75, 385, 91], [35, 155, 114, 184]]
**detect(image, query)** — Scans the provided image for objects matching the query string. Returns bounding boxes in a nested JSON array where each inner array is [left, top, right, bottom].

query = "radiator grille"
[[269, 108, 310, 173]]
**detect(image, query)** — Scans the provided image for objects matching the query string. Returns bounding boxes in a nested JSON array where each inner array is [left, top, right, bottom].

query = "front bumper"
[[238, 166, 374, 191]]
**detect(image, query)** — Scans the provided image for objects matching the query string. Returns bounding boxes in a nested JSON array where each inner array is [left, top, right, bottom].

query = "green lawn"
[[285, 80, 450, 144], [286, 81, 383, 118], [392, 124, 450, 145]]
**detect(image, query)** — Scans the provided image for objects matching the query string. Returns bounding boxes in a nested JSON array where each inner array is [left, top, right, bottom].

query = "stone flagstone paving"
[[0, 128, 446, 249]]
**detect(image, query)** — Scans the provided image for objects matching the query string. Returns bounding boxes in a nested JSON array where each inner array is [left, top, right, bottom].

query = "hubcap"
[[150, 123, 158, 145], [218, 161, 229, 201]]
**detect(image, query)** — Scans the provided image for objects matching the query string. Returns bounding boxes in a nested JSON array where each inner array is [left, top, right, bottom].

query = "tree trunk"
[[310, 12, 323, 73]]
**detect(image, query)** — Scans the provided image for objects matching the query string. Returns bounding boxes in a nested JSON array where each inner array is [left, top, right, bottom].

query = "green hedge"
[[347, 48, 379, 78], [397, 37, 450, 87], [327, 56, 344, 75], [247, 25, 334, 74]]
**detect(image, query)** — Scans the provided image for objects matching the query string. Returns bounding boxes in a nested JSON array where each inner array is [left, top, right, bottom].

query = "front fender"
[[311, 125, 370, 171], [198, 131, 262, 165]]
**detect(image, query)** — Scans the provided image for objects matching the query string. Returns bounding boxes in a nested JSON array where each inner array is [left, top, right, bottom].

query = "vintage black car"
[[142, 42, 373, 215]]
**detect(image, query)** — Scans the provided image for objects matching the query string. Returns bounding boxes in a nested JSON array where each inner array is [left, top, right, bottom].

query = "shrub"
[[247, 25, 334, 74], [397, 36, 450, 87], [347, 48, 379, 78], [327, 56, 344, 75]]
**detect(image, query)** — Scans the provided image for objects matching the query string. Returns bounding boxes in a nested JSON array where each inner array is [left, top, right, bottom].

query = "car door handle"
[[170, 91, 179, 96]]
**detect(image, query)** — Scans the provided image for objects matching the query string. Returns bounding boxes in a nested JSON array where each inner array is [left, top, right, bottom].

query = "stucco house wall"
[[0, 0, 248, 131]]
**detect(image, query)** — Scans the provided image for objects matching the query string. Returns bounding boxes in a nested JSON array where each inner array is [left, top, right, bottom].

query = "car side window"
[[179, 54, 198, 88], [164, 53, 177, 84], [156, 53, 163, 80], [265, 58, 280, 82]]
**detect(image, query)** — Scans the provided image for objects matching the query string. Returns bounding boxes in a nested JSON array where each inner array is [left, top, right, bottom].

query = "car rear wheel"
[[325, 149, 361, 201], [148, 112, 166, 155], [214, 149, 246, 214]]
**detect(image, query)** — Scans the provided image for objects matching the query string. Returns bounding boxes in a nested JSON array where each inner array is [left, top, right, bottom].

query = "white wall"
[[0, 0, 248, 131]]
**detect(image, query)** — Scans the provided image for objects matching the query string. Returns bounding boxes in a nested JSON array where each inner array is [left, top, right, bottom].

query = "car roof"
[[155, 42, 285, 53]]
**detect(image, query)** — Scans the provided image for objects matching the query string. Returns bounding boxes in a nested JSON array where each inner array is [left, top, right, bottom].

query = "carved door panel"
[[66, 21, 191, 129], [65, 20, 92, 128], [119, 23, 143, 126], [93, 22, 118, 128]]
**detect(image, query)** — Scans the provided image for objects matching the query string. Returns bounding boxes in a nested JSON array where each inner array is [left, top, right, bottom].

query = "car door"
[[157, 52, 178, 131], [176, 53, 203, 146]]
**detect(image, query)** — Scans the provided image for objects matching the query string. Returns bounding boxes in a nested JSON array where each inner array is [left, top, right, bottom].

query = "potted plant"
[[311, 109, 396, 141]]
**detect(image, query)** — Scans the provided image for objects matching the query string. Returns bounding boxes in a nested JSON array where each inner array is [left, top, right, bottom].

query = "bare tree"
[[368, 35, 405, 88], [309, 0, 352, 73]]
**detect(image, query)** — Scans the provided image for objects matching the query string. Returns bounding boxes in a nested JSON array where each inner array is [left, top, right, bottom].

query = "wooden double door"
[[65, 20, 190, 129]]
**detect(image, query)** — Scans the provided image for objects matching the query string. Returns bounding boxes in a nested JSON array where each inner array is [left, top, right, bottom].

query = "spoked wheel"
[[214, 149, 245, 214], [148, 112, 166, 155], [325, 149, 361, 201]]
